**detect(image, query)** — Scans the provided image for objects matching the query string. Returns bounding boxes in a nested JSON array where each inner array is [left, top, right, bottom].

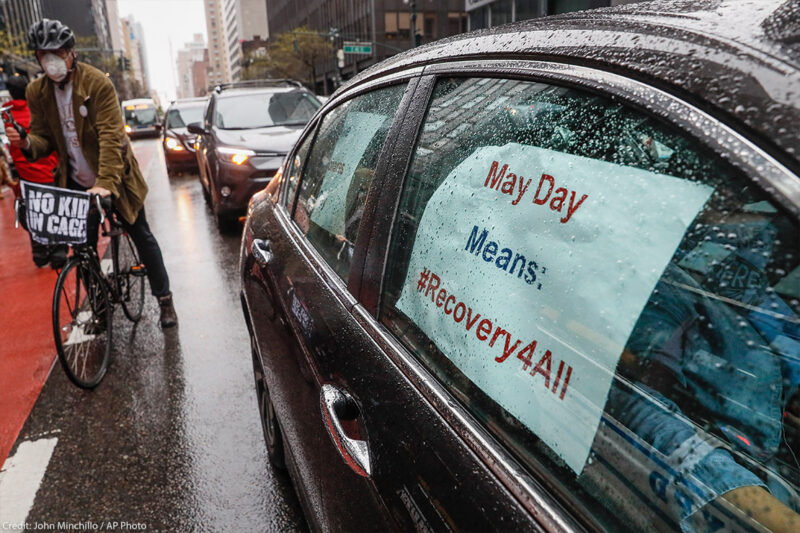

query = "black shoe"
[[158, 292, 177, 328]]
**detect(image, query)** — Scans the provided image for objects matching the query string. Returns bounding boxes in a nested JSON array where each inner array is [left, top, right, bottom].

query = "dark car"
[[240, 1, 800, 532], [189, 80, 321, 230], [161, 97, 207, 175]]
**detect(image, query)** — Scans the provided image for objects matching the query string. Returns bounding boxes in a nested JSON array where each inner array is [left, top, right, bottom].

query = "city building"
[[176, 33, 207, 99], [41, 0, 111, 50], [239, 0, 268, 41], [1, 0, 45, 50], [191, 48, 210, 97], [203, 0, 241, 86], [266, 0, 467, 94], [121, 15, 148, 93], [465, 0, 640, 29], [104, 0, 124, 55]]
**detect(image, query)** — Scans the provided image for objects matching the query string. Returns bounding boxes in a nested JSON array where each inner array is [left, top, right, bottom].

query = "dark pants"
[[85, 206, 171, 297], [69, 179, 170, 297]]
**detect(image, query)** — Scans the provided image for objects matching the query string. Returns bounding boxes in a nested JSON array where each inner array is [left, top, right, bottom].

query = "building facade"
[[176, 33, 207, 99], [41, 0, 111, 50], [465, 0, 640, 30], [121, 15, 147, 93], [239, 0, 268, 41], [266, 0, 467, 94], [1, 0, 44, 50], [203, 0, 241, 86]]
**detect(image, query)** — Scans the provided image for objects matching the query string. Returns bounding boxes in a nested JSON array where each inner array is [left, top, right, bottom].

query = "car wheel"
[[255, 372, 286, 470]]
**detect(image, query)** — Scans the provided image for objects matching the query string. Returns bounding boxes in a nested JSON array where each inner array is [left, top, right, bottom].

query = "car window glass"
[[381, 77, 800, 532], [285, 128, 315, 209], [215, 91, 320, 129], [293, 83, 407, 281], [166, 106, 205, 129]]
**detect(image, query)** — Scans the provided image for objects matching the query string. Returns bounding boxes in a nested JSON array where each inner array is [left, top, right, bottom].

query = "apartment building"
[[203, 0, 241, 86]]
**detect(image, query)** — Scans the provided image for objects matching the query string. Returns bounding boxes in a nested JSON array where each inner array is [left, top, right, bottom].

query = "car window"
[[380, 77, 800, 532], [214, 91, 320, 129], [165, 106, 205, 129], [293, 83, 407, 281], [285, 128, 315, 210]]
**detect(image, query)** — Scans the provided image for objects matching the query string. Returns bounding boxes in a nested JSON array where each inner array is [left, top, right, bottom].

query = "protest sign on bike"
[[20, 181, 91, 245]]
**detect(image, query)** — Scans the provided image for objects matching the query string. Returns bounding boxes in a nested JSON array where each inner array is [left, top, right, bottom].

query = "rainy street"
[[2, 139, 308, 532]]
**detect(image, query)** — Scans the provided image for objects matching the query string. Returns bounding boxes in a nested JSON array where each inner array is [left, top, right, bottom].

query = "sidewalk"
[[0, 185, 60, 469]]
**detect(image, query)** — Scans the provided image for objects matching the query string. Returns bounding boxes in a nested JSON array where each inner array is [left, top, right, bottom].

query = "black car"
[[240, 1, 800, 532], [161, 97, 207, 175], [189, 80, 321, 230]]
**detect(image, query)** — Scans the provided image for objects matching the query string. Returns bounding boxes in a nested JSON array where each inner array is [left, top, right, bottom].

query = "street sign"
[[343, 42, 372, 54]]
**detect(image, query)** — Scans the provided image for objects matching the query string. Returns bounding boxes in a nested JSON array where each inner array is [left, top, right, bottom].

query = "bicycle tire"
[[114, 232, 146, 322], [52, 258, 113, 389]]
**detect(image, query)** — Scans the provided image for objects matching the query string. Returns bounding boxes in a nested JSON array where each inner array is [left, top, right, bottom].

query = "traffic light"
[[123, 57, 130, 71]]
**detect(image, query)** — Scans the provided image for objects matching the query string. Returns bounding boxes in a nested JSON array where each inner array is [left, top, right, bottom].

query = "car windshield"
[[124, 104, 157, 126], [165, 105, 205, 129], [214, 91, 320, 129]]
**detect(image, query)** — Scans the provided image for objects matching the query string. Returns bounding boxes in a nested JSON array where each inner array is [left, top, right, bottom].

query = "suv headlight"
[[218, 146, 256, 165]]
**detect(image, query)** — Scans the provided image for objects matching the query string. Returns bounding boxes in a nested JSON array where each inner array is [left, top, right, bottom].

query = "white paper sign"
[[309, 111, 386, 236], [395, 143, 713, 474]]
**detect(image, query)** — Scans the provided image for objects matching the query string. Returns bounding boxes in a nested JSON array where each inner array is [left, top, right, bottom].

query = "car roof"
[[348, 0, 800, 172], [168, 98, 207, 108], [215, 86, 303, 99], [122, 98, 156, 105]]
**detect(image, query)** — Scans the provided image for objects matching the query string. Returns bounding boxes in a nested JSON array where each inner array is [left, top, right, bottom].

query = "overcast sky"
[[118, 0, 207, 104]]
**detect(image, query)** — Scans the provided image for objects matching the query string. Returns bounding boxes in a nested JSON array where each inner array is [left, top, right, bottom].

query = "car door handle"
[[320, 384, 371, 477], [252, 238, 273, 267]]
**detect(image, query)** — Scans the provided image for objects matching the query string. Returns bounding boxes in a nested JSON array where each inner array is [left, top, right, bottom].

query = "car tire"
[[216, 212, 239, 233], [256, 372, 286, 470]]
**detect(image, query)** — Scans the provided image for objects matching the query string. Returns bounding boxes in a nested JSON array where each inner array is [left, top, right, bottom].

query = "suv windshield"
[[214, 90, 320, 129], [165, 105, 205, 129]]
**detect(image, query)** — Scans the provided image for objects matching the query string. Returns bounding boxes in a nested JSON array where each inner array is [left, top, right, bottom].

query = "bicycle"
[[17, 193, 147, 388]]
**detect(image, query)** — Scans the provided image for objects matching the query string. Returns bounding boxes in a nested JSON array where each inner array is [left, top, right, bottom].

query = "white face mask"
[[41, 53, 68, 82]]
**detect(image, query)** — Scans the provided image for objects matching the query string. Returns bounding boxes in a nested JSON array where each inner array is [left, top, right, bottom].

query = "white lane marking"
[[0, 438, 58, 526], [101, 258, 113, 275]]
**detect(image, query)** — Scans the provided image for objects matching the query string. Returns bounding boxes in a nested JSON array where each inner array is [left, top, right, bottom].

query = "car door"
[[241, 78, 422, 531], [350, 63, 800, 533]]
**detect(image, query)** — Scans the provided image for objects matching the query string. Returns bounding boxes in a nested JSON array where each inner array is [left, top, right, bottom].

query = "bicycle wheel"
[[114, 232, 146, 322], [53, 258, 113, 389]]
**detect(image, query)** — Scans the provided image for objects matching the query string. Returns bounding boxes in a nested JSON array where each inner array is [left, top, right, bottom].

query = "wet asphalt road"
[[14, 139, 308, 532]]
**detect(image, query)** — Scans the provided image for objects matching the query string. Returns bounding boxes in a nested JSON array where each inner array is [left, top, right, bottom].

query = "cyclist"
[[4, 18, 177, 328]]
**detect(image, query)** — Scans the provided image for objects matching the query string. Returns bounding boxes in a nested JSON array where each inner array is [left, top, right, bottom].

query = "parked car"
[[161, 97, 207, 175], [188, 80, 321, 230], [122, 98, 161, 138], [240, 1, 800, 532]]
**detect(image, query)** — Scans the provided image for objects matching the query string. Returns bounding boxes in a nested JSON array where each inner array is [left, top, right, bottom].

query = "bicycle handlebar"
[[1, 105, 28, 141]]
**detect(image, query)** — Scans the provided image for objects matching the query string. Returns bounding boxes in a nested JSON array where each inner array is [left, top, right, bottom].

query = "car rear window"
[[214, 90, 320, 129], [380, 77, 800, 532]]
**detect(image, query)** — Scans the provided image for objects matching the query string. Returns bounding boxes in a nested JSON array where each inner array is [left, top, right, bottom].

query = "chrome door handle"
[[320, 384, 371, 477], [252, 238, 273, 267]]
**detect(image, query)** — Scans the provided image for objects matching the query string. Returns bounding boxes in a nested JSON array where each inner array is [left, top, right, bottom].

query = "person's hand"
[[87, 185, 112, 197], [4, 126, 27, 149]]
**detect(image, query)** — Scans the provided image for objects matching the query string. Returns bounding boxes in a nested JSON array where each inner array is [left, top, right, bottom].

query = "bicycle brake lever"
[[94, 194, 106, 225], [1, 107, 27, 141]]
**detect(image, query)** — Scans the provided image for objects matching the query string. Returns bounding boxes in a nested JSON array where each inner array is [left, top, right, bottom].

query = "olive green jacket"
[[24, 62, 147, 224]]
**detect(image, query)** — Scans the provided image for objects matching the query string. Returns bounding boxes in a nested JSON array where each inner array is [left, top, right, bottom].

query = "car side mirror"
[[187, 122, 206, 135]]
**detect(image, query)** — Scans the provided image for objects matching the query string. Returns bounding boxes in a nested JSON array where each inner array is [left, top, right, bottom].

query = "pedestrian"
[[3, 74, 67, 268], [4, 19, 177, 328]]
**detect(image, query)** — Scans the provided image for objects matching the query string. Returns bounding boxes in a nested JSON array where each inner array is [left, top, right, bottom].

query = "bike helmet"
[[27, 19, 75, 51]]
